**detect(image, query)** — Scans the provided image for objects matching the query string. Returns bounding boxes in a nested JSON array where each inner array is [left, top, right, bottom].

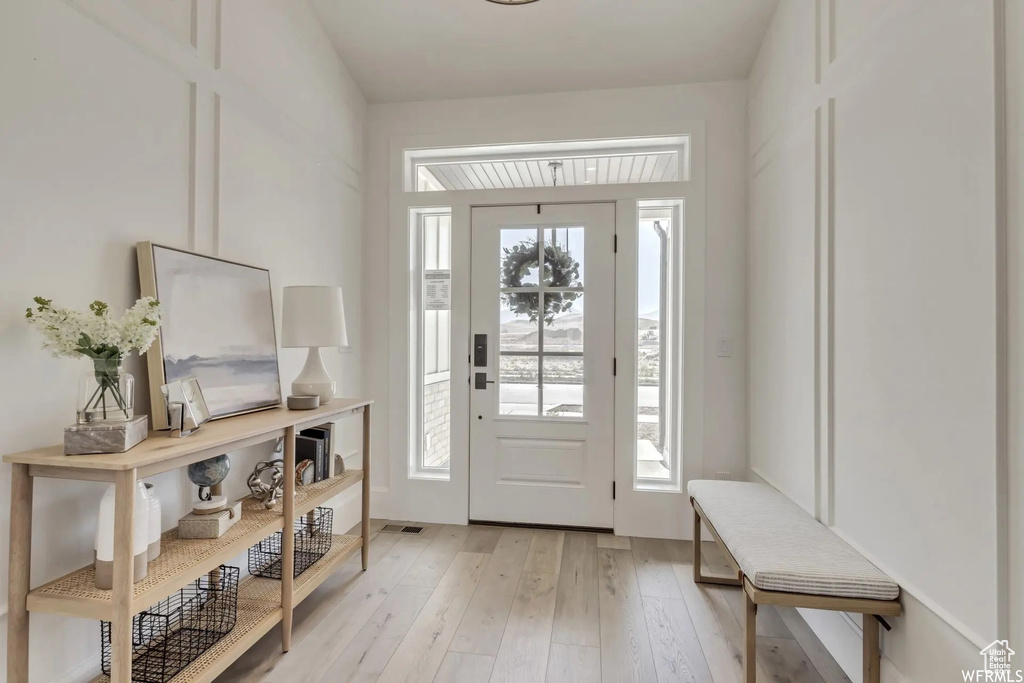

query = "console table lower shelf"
[[90, 534, 362, 683]]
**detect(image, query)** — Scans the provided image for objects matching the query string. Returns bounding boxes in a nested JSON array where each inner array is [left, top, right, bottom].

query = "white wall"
[[0, 1, 365, 680], [363, 82, 748, 530], [748, 0, 1013, 680]]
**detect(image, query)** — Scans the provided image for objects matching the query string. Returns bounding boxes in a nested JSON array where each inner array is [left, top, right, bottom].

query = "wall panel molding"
[[1006, 0, 1024, 648], [826, 0, 836, 66], [189, 0, 198, 49], [61, 0, 361, 192], [813, 101, 835, 525], [824, 99, 835, 526], [61, 0, 362, 262], [188, 82, 199, 251], [750, 0, 1008, 674], [829, 5, 999, 639], [753, 0, 948, 179], [992, 0, 1011, 640], [212, 92, 222, 256]]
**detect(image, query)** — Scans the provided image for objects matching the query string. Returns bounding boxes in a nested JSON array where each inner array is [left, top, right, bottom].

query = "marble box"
[[63, 415, 149, 455], [178, 499, 243, 539]]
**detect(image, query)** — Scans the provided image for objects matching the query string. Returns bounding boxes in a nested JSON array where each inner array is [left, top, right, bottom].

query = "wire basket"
[[101, 565, 239, 683], [248, 507, 333, 580]]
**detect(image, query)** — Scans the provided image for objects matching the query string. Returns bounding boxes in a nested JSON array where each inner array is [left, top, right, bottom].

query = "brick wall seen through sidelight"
[[423, 379, 450, 468]]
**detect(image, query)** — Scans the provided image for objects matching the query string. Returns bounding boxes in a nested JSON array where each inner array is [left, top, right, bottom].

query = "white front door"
[[469, 203, 615, 528]]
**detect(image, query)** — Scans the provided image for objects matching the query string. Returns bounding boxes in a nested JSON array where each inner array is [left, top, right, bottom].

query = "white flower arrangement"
[[25, 296, 163, 360], [27, 296, 163, 422]]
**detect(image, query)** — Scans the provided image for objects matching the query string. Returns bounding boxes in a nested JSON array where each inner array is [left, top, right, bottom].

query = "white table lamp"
[[282, 286, 348, 403]]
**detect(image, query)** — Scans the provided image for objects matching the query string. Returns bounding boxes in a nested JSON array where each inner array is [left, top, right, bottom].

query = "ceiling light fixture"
[[485, 0, 539, 5], [548, 160, 563, 187]]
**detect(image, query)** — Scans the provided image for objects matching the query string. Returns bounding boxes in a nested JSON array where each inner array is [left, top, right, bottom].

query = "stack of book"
[[296, 423, 334, 484]]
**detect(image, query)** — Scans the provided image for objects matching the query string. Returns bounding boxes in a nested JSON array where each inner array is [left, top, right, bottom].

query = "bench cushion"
[[688, 480, 899, 601]]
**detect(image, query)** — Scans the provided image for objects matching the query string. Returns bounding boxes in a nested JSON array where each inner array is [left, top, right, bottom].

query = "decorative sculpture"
[[247, 459, 285, 509]]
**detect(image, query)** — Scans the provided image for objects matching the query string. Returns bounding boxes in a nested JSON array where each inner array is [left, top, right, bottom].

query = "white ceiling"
[[310, 0, 778, 103]]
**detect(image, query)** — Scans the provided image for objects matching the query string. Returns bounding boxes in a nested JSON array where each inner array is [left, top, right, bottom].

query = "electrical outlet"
[[715, 471, 731, 480], [717, 338, 733, 357]]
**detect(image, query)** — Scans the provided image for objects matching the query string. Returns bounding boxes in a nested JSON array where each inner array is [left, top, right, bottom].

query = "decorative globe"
[[187, 454, 230, 488]]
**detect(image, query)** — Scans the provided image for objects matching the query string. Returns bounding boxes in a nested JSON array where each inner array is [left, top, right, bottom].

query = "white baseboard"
[[55, 654, 101, 683], [748, 469, 983, 680], [798, 607, 912, 682], [797, 608, 864, 681]]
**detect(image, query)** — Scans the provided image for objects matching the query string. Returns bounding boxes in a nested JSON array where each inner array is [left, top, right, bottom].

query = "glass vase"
[[77, 358, 134, 424]]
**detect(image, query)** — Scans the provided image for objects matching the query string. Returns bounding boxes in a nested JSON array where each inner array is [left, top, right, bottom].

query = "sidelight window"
[[412, 209, 452, 477], [635, 202, 683, 487]]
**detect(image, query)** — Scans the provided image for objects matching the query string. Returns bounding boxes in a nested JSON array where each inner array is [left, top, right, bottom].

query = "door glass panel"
[[499, 355, 539, 416], [500, 228, 540, 287], [542, 356, 583, 417], [500, 292, 539, 352], [496, 224, 587, 421], [543, 292, 584, 354], [543, 226, 585, 286]]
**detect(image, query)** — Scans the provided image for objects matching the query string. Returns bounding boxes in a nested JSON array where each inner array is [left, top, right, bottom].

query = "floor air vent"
[[380, 524, 425, 535]]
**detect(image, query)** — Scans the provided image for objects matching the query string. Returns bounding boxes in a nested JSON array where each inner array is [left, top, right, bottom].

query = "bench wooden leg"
[[863, 615, 880, 683], [693, 504, 703, 583], [690, 499, 743, 587], [744, 589, 757, 683]]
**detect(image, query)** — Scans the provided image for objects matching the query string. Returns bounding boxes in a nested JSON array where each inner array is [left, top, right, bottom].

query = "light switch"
[[717, 338, 733, 357]]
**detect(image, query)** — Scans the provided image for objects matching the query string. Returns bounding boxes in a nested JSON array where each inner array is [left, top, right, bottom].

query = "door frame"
[[382, 123, 707, 540]]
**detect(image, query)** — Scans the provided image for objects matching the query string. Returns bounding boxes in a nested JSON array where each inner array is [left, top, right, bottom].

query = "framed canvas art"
[[138, 242, 282, 429]]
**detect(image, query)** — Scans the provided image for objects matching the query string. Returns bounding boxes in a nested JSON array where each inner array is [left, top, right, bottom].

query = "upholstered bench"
[[688, 480, 901, 683]]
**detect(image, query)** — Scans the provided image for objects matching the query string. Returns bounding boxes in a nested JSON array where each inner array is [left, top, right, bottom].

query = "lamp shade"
[[281, 286, 348, 348]]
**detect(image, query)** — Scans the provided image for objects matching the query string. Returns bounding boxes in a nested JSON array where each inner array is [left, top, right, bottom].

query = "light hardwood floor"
[[219, 521, 851, 683]]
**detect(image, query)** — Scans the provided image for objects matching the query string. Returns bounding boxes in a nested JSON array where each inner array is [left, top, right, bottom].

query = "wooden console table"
[[3, 399, 372, 683]]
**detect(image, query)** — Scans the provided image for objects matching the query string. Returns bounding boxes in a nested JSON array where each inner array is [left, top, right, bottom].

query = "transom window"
[[405, 135, 690, 192]]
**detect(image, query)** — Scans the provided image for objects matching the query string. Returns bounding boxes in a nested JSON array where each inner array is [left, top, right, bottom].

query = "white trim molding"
[[380, 119, 709, 537], [1005, 0, 1024, 649]]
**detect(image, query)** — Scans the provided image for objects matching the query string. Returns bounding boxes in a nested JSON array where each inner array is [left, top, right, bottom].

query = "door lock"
[[474, 334, 488, 367], [474, 372, 495, 390]]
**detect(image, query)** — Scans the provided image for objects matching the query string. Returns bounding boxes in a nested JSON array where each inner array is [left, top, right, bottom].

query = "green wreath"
[[500, 239, 581, 324]]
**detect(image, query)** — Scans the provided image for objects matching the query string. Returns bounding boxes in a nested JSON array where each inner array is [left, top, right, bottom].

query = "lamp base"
[[292, 347, 336, 403]]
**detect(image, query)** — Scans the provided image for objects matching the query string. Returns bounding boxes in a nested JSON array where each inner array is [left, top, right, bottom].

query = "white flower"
[[26, 296, 163, 359], [118, 297, 163, 353]]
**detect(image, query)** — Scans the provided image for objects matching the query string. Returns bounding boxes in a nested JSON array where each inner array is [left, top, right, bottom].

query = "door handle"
[[474, 372, 495, 390]]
